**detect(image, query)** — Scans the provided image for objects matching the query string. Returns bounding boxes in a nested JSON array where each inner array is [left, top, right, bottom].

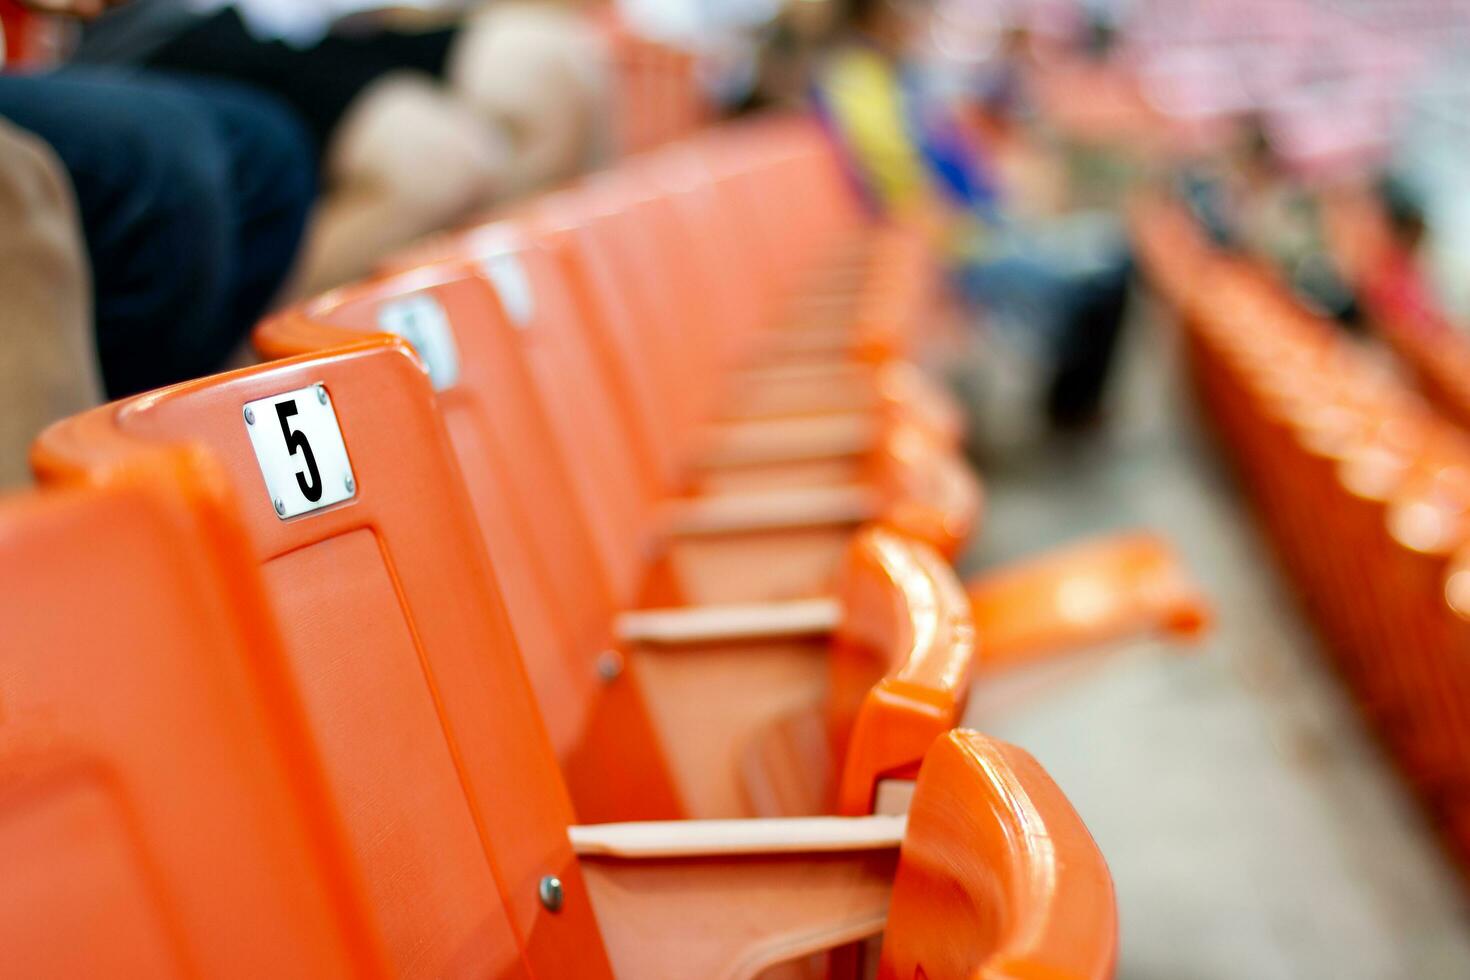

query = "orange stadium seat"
[[257, 128, 1206, 811], [34, 342, 610, 975], [258, 245, 980, 611], [261, 125, 1201, 639], [31, 342, 974, 824], [23, 342, 1116, 977], [0, 456, 381, 977], [1134, 187, 1470, 878]]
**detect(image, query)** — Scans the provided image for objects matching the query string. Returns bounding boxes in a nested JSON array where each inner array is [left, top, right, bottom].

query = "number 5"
[[276, 400, 323, 502]]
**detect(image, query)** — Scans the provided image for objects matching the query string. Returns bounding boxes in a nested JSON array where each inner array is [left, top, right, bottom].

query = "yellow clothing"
[[821, 46, 928, 214]]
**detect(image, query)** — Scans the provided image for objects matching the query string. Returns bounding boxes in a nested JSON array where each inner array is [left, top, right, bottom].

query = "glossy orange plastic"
[[2, 456, 1114, 975], [10, 116, 1127, 976], [40, 333, 980, 828], [834, 530, 977, 815], [33, 340, 612, 979], [263, 250, 978, 579], [255, 284, 985, 823], [1137, 189, 1470, 885], [967, 531, 1211, 670], [879, 730, 1119, 980], [597, 8, 703, 154], [0, 456, 385, 978], [626, 524, 978, 821]]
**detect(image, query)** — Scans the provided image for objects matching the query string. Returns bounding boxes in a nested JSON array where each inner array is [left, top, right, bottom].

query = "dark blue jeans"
[[956, 215, 1133, 429], [0, 69, 315, 397]]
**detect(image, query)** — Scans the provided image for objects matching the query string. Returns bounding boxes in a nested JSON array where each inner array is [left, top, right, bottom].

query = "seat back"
[[256, 281, 979, 811], [265, 267, 615, 738], [647, 146, 772, 361], [880, 730, 1118, 980], [33, 340, 612, 978], [484, 225, 656, 606], [529, 183, 696, 496], [536, 172, 758, 484], [263, 264, 696, 822], [0, 456, 383, 978]]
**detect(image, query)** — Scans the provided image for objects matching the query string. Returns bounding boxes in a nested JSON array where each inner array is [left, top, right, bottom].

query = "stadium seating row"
[[1134, 191, 1470, 880], [1323, 187, 1470, 434], [598, 11, 705, 156], [0, 118, 1200, 975]]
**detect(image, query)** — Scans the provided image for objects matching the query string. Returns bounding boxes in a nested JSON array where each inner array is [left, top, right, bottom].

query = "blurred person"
[[812, 0, 1133, 431], [0, 117, 100, 487], [971, 23, 1033, 139], [75, 0, 610, 292], [1, 6, 316, 400], [1365, 173, 1435, 325], [1177, 118, 1361, 329]]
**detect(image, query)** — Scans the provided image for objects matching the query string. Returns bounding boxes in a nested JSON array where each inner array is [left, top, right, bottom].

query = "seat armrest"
[[834, 529, 976, 815], [881, 730, 1118, 979], [617, 597, 843, 645], [870, 427, 983, 559], [573, 816, 903, 979], [663, 484, 878, 536], [695, 414, 877, 469], [569, 814, 905, 858]]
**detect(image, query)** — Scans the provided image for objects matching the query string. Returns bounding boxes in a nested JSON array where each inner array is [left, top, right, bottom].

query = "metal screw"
[[272, 497, 286, 516], [538, 875, 564, 913], [244, 406, 256, 425], [315, 384, 328, 405], [595, 649, 623, 682], [344, 474, 356, 494]]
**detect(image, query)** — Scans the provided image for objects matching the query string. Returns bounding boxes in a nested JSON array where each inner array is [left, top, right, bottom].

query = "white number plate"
[[243, 384, 356, 520], [481, 251, 535, 327], [378, 294, 460, 391]]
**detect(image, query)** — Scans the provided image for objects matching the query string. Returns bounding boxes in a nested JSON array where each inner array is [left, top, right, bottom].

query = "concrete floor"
[[954, 303, 1470, 979]]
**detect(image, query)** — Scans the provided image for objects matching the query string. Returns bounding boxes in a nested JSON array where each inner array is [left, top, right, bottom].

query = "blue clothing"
[[0, 69, 315, 397]]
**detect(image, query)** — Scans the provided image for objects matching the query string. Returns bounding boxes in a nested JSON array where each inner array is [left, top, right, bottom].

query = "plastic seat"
[[0, 456, 380, 977], [254, 187, 1204, 824], [626, 523, 978, 819], [532, 177, 964, 484], [29, 349, 1115, 978], [257, 246, 980, 613], [262, 226, 1201, 639], [32, 344, 976, 823], [381, 125, 953, 459], [1139, 190, 1470, 881], [1440, 548, 1470, 860], [1378, 456, 1470, 785], [34, 341, 610, 976]]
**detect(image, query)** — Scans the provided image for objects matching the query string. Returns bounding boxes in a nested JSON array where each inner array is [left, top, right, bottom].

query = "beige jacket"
[[0, 117, 101, 488]]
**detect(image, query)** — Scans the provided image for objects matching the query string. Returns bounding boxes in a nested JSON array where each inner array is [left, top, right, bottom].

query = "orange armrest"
[[872, 435, 984, 560], [882, 730, 1118, 980], [835, 529, 976, 815]]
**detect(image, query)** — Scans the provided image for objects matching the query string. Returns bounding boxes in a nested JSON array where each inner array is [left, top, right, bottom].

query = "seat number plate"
[[379, 294, 460, 391], [244, 384, 356, 520], [482, 251, 535, 327]]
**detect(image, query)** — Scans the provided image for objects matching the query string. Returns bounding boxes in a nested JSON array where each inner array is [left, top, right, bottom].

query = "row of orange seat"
[[1134, 192, 1470, 878], [1, 117, 1201, 976], [1322, 186, 1470, 435], [599, 13, 705, 156]]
